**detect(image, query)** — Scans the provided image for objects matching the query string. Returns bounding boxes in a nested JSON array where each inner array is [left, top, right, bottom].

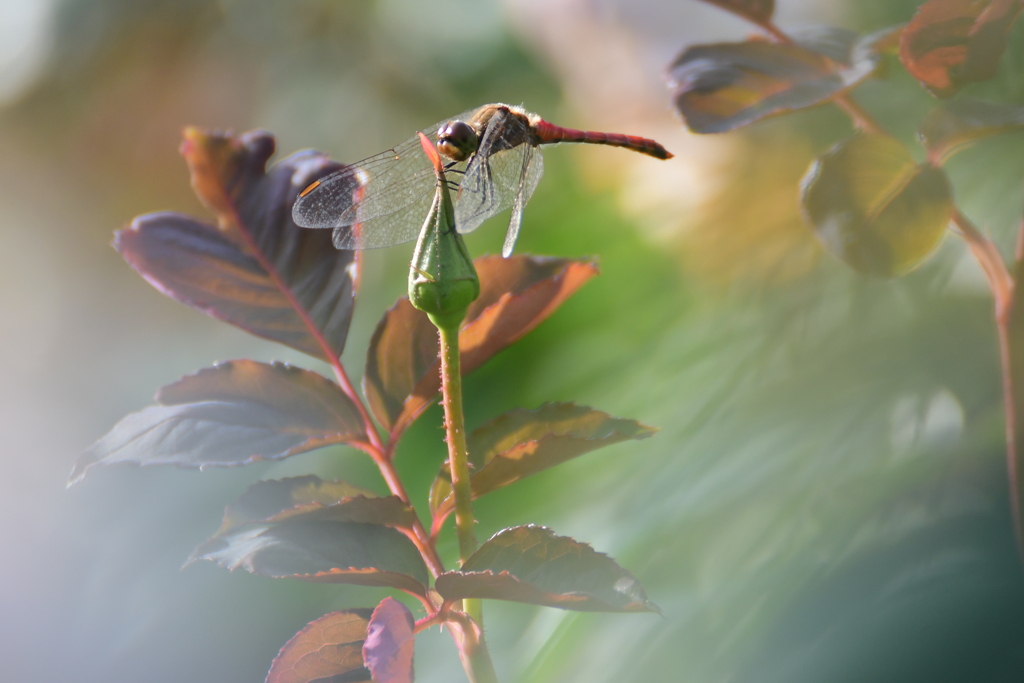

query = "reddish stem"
[[832, 94, 885, 135], [996, 309, 1024, 557], [406, 589, 439, 615], [952, 209, 1013, 316], [367, 446, 446, 578], [758, 17, 1024, 560], [414, 612, 446, 634], [222, 206, 445, 578], [223, 205, 383, 450]]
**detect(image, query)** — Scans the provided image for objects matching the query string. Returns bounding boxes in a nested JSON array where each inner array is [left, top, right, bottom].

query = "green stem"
[[436, 320, 497, 682], [437, 322, 477, 563], [449, 612, 500, 683]]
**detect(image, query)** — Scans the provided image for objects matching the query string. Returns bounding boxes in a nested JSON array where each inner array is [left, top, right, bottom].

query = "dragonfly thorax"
[[436, 120, 479, 162]]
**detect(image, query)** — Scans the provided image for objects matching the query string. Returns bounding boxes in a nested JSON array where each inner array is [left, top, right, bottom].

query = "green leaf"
[[919, 97, 1024, 164], [668, 27, 890, 134], [364, 255, 599, 435], [362, 598, 415, 683], [434, 526, 658, 612], [695, 0, 775, 24], [899, 0, 1024, 98], [189, 518, 429, 595], [214, 475, 414, 535], [429, 403, 657, 526], [116, 129, 359, 363], [800, 134, 953, 277], [69, 361, 366, 484], [266, 609, 373, 683]]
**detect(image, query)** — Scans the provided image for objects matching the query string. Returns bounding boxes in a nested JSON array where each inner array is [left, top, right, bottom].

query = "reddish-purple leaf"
[[362, 598, 415, 683], [266, 609, 373, 683], [217, 475, 380, 534], [69, 361, 365, 484], [363, 298, 439, 433], [669, 27, 891, 134], [430, 403, 656, 527], [696, 0, 775, 24], [190, 477, 425, 589], [899, 0, 1024, 97], [117, 129, 360, 362], [364, 255, 598, 435], [918, 97, 1024, 164], [435, 526, 657, 613], [189, 514, 429, 595]]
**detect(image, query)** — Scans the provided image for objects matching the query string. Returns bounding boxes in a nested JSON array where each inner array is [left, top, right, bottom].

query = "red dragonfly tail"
[[531, 119, 673, 160]]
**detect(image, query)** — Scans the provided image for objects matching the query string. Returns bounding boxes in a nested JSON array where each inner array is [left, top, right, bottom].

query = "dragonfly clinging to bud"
[[293, 103, 673, 257]]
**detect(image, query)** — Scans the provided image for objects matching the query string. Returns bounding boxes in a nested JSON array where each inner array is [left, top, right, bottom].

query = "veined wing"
[[501, 145, 544, 257], [454, 108, 536, 236], [292, 112, 475, 250]]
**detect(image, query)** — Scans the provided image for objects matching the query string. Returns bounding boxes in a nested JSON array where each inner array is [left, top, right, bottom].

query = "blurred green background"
[[3, 0, 1024, 681]]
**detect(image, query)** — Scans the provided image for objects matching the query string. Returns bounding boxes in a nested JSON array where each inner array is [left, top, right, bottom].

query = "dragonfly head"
[[436, 120, 479, 162]]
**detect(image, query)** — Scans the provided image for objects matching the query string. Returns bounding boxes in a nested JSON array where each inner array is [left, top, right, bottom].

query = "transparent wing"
[[454, 109, 535, 236], [501, 145, 544, 257], [292, 111, 476, 250]]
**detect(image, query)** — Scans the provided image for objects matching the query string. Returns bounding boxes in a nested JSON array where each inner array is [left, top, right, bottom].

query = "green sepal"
[[408, 166, 480, 331]]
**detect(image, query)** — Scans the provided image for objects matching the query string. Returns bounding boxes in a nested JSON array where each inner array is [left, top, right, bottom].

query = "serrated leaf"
[[117, 129, 360, 363], [70, 361, 365, 484], [434, 526, 657, 613], [218, 475, 379, 534], [362, 298, 439, 433], [669, 27, 890, 134], [190, 518, 429, 595], [919, 97, 1024, 163], [800, 134, 953, 277], [363, 598, 415, 683], [430, 404, 656, 526], [364, 255, 598, 435], [266, 609, 373, 683], [208, 476, 415, 547], [899, 0, 1024, 98], [696, 0, 775, 24]]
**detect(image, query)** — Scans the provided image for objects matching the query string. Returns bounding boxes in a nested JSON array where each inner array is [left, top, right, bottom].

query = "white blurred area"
[[0, 0, 55, 105]]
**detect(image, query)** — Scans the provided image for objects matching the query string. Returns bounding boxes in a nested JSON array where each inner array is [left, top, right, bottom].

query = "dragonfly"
[[292, 103, 673, 257]]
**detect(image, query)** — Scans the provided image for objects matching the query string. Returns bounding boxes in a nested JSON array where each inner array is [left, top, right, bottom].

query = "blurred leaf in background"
[[5, 0, 1024, 682]]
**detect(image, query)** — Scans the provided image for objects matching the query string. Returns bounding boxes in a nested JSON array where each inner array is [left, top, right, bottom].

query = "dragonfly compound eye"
[[436, 120, 479, 162]]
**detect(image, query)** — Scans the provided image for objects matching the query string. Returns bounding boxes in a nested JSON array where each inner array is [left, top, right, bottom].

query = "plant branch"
[[760, 14, 1024, 562], [414, 611, 447, 634], [996, 284, 1024, 560], [438, 324, 477, 564], [447, 611, 500, 683], [222, 208, 454, 580], [365, 446, 446, 578], [224, 206, 451, 582], [1000, 208, 1024, 560], [223, 205, 385, 453], [760, 18, 790, 43], [1015, 213, 1024, 263], [437, 320, 490, 674], [952, 209, 1013, 317], [832, 93, 885, 135]]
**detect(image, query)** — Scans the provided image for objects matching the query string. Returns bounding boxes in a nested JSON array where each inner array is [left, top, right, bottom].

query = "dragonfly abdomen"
[[531, 119, 673, 160]]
